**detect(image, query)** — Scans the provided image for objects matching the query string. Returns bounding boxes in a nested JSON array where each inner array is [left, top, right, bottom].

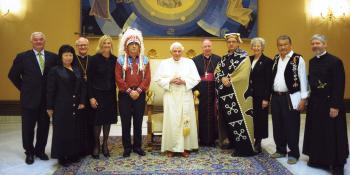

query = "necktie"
[[38, 52, 45, 73]]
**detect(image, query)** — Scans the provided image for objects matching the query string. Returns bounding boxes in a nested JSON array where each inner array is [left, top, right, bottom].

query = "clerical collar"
[[78, 55, 88, 59], [203, 54, 211, 59], [316, 51, 327, 58]]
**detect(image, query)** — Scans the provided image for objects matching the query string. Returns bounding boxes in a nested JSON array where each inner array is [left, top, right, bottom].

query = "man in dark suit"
[[8, 32, 58, 165]]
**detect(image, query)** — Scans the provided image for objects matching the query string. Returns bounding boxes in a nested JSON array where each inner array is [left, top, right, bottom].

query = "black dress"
[[47, 66, 85, 159], [303, 53, 349, 166], [249, 54, 273, 140], [193, 54, 221, 146], [87, 53, 118, 125]]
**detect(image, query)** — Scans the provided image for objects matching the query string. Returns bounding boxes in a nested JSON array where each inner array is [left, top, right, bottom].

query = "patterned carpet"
[[54, 137, 292, 175]]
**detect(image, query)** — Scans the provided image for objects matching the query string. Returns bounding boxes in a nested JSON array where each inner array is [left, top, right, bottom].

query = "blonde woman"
[[87, 35, 118, 159]]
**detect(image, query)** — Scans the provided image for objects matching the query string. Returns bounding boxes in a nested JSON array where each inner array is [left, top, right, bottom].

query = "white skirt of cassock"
[[161, 84, 199, 152]]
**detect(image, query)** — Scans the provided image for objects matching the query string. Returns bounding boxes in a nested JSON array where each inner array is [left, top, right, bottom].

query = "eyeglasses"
[[77, 44, 88, 47]]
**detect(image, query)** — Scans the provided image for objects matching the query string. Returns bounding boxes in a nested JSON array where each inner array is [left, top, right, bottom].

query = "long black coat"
[[303, 53, 349, 166], [47, 66, 86, 158], [8, 50, 58, 109], [249, 54, 273, 139]]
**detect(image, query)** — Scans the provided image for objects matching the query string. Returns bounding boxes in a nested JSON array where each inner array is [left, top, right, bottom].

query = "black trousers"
[[118, 92, 145, 151], [271, 93, 300, 159], [21, 106, 50, 155]]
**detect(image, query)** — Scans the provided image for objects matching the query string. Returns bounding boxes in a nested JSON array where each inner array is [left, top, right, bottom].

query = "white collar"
[[33, 49, 45, 56], [316, 51, 327, 58]]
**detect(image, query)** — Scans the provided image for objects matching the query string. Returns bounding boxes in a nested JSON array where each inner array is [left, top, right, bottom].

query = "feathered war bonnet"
[[118, 28, 145, 72]]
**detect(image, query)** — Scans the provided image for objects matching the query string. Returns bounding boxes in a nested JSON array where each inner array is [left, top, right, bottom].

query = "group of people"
[[192, 33, 348, 175], [8, 29, 348, 175], [8, 29, 151, 167]]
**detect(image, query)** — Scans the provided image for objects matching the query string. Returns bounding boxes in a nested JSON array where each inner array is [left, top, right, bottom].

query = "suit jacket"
[[249, 54, 273, 101], [46, 66, 86, 112], [8, 49, 58, 109]]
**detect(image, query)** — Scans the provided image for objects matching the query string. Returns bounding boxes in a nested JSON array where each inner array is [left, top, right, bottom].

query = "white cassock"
[[154, 57, 201, 152]]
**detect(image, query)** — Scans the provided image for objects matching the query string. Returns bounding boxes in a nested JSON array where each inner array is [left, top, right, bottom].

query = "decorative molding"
[[0, 100, 20, 116], [186, 49, 197, 59], [147, 49, 158, 59], [1, 99, 350, 116]]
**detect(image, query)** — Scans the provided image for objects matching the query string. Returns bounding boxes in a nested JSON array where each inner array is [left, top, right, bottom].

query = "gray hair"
[[250, 37, 266, 49], [170, 42, 184, 51], [75, 37, 89, 45], [30, 32, 46, 41], [277, 35, 292, 44], [311, 34, 327, 44]]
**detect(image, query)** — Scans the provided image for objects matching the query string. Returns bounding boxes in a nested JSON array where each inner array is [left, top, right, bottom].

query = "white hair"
[[250, 37, 266, 49], [170, 42, 184, 51], [75, 37, 89, 45], [30, 32, 46, 41], [311, 34, 327, 44]]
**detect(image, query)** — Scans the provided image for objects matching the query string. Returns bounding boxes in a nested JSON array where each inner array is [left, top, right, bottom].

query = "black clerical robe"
[[303, 52, 349, 166], [193, 54, 221, 146]]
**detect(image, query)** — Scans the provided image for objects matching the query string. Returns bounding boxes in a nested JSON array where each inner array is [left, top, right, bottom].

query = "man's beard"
[[312, 48, 324, 56]]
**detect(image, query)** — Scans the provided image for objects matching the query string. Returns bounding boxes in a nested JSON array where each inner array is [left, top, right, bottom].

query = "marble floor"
[[0, 115, 349, 175]]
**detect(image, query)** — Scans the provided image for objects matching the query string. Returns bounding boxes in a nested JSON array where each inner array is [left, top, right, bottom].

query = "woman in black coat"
[[87, 35, 117, 159], [46, 45, 86, 166], [249, 37, 273, 153]]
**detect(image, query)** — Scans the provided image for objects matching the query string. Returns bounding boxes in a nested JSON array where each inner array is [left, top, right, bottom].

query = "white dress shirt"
[[251, 58, 258, 69], [273, 51, 308, 99]]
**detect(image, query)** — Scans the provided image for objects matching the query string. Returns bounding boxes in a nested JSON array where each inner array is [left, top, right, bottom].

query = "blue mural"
[[81, 0, 258, 38]]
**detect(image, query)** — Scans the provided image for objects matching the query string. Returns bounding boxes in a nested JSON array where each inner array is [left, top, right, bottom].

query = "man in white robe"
[[154, 42, 201, 157]]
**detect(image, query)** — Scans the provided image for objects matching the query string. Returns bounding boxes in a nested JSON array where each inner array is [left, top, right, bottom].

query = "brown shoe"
[[166, 151, 173, 157], [182, 151, 189, 158]]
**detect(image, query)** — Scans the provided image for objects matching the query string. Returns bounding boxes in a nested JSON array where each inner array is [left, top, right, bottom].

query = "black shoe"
[[231, 149, 257, 157], [123, 149, 131, 157], [92, 145, 100, 159], [221, 143, 234, 150], [25, 154, 34, 165], [307, 161, 329, 170], [133, 148, 146, 156], [69, 156, 80, 163], [331, 165, 344, 175], [254, 144, 262, 153], [35, 153, 49, 160], [254, 139, 262, 153], [102, 144, 110, 157], [58, 158, 70, 167]]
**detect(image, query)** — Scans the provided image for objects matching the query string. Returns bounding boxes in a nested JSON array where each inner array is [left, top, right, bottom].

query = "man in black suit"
[[8, 32, 58, 164]]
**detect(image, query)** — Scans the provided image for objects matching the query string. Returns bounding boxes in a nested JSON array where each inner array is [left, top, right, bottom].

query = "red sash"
[[200, 73, 214, 81]]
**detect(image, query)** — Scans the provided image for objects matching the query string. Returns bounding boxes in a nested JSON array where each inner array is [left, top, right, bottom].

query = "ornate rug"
[[54, 137, 292, 175]]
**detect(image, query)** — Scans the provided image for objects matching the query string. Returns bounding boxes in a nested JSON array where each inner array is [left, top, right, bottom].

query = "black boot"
[[331, 165, 344, 175], [58, 157, 70, 167], [102, 124, 110, 157], [254, 138, 262, 153], [92, 125, 101, 159]]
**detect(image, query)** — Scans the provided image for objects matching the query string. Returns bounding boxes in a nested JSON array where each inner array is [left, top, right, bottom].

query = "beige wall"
[[1, 0, 350, 100]]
